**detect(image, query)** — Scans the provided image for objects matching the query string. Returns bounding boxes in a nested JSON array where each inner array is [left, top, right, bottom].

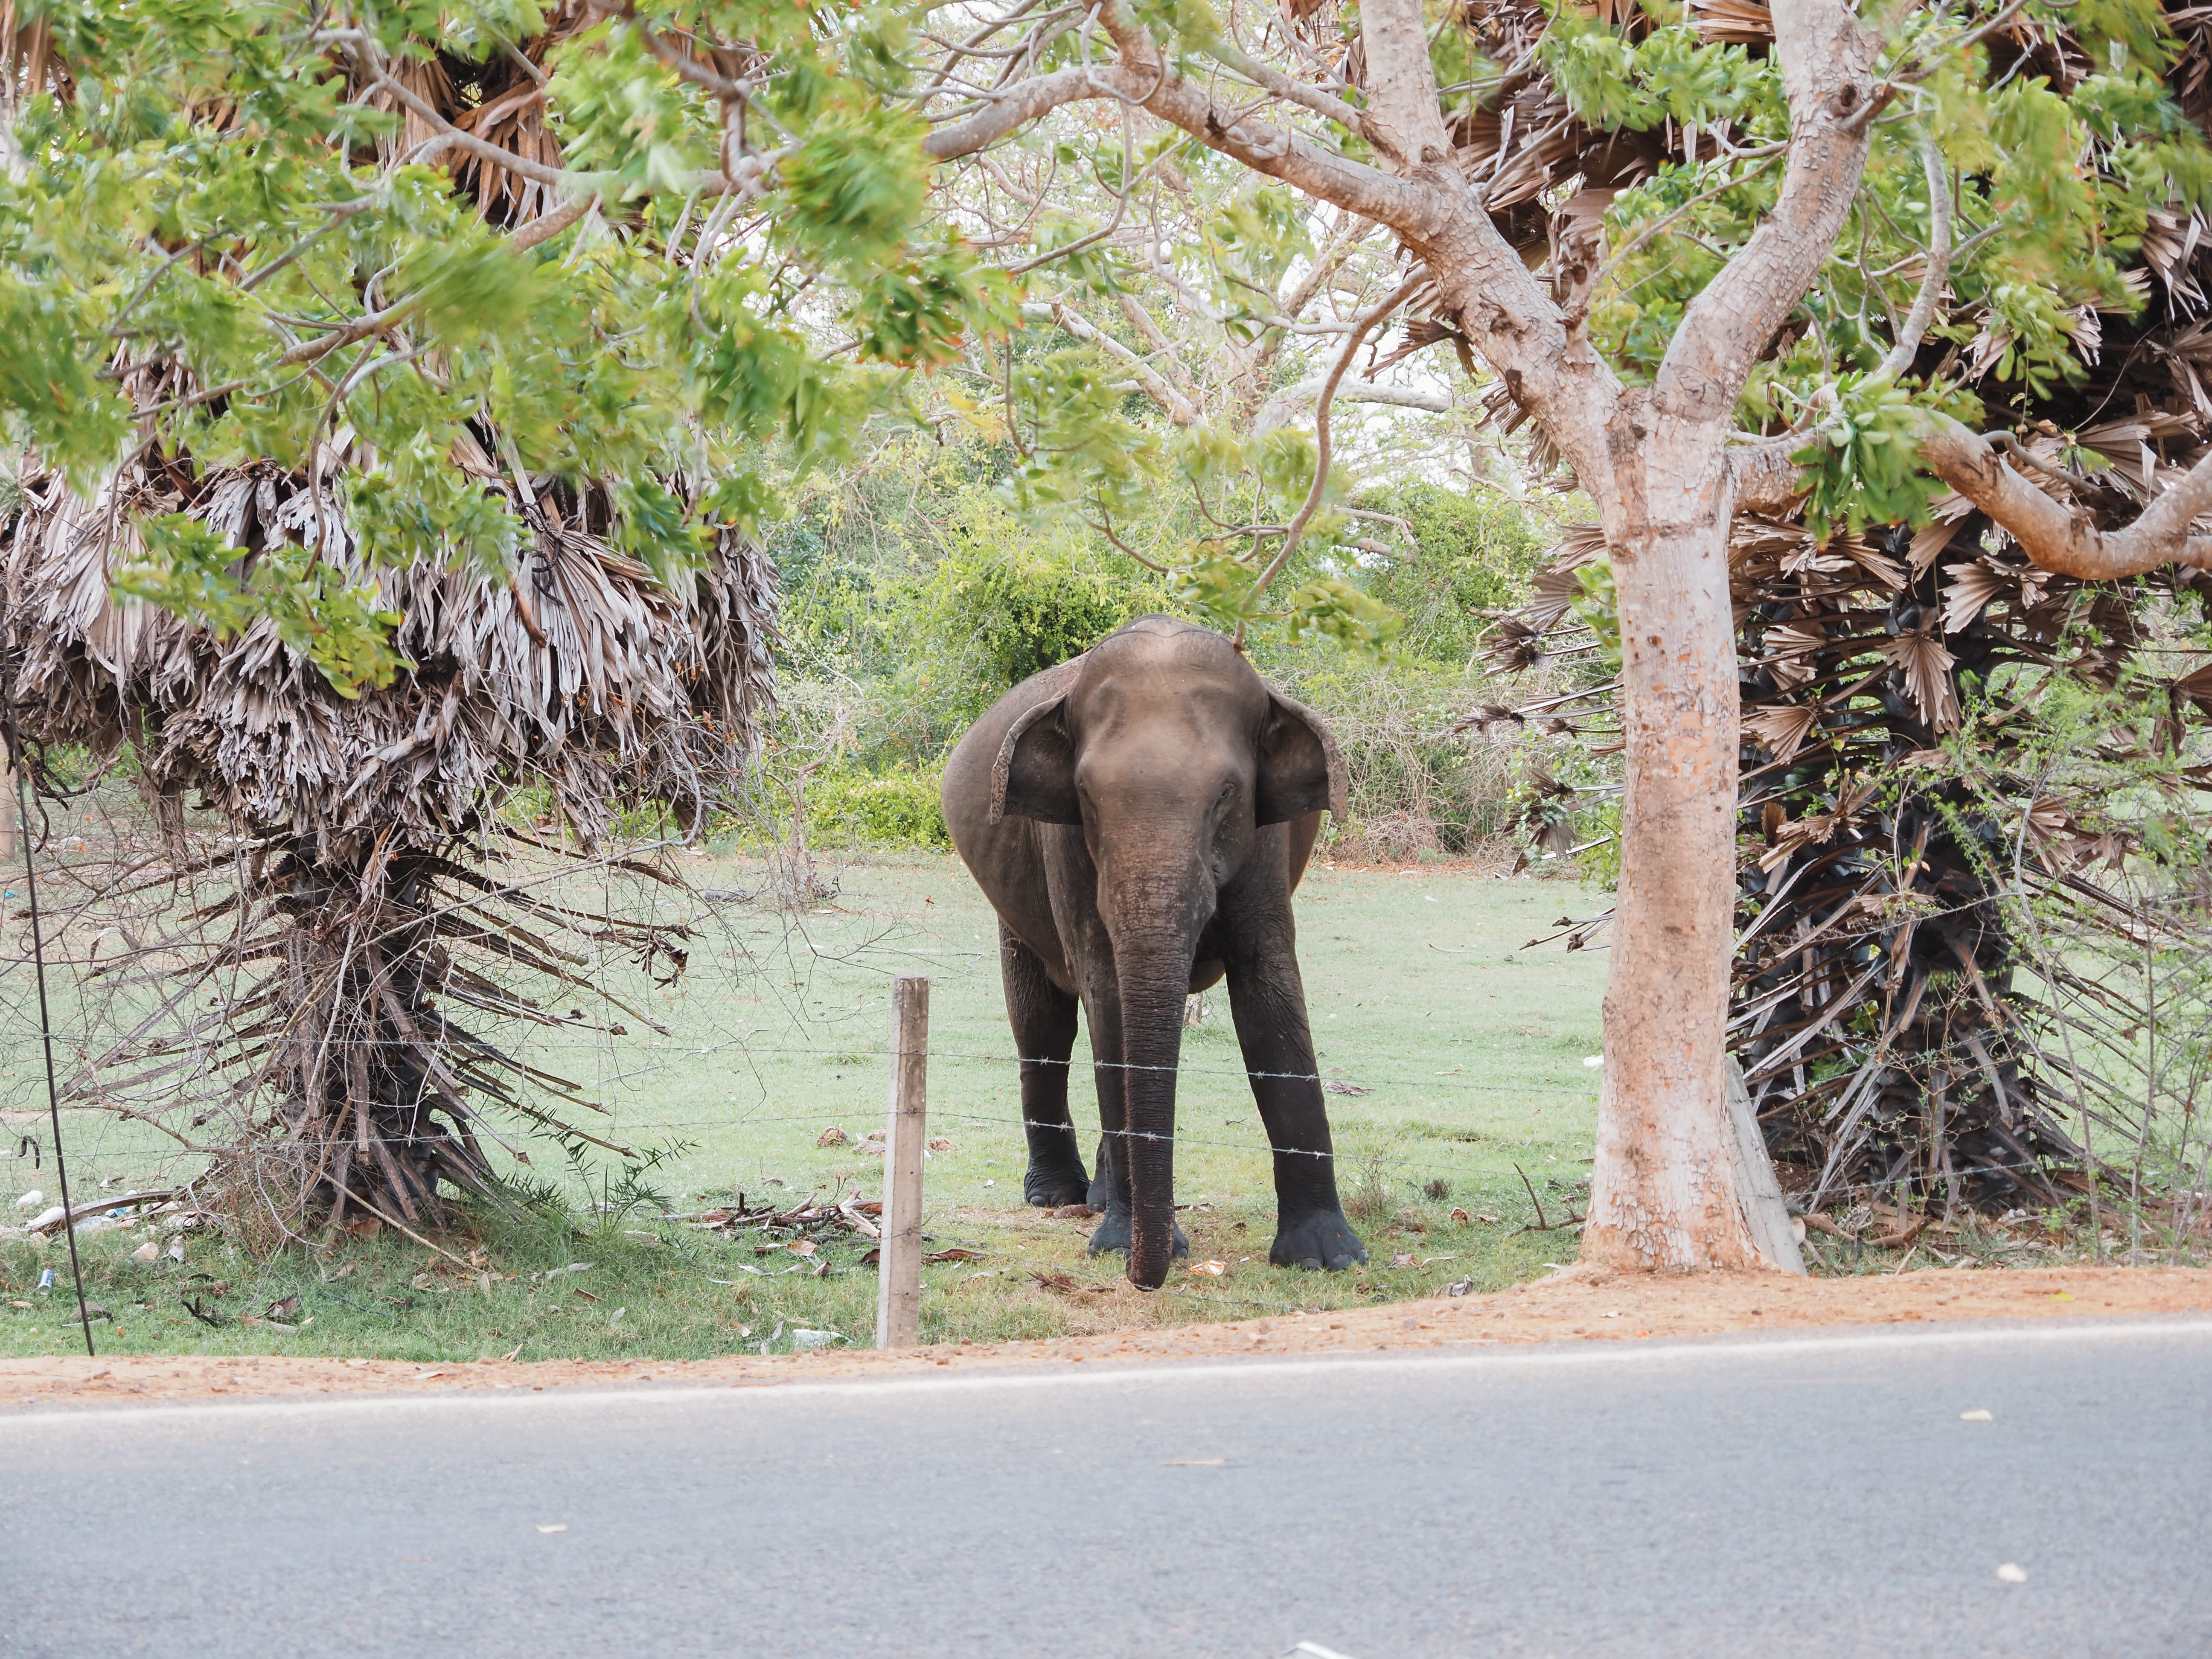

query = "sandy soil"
[[5, 1263, 2208, 1409]]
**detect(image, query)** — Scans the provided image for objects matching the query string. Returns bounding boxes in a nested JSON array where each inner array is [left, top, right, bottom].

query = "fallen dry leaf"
[[926, 1137, 954, 1153], [1190, 1260, 1227, 1277], [816, 1126, 849, 1148], [926, 1247, 987, 1263]]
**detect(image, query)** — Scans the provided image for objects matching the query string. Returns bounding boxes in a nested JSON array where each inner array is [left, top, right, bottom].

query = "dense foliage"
[[767, 428, 1568, 856]]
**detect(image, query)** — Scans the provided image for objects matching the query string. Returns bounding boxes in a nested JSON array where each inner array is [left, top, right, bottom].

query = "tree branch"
[[1920, 419, 2212, 578], [1115, 291, 1204, 406], [1200, 36, 1368, 140], [1093, 1, 1435, 225], [1026, 300, 1197, 424], [1877, 132, 1951, 378], [1238, 271, 1426, 643], [1253, 374, 1452, 433], [923, 65, 1115, 159], [508, 191, 598, 254], [1350, 0, 1455, 171], [366, 63, 770, 199], [932, 0, 1616, 483], [1659, 0, 1879, 430]]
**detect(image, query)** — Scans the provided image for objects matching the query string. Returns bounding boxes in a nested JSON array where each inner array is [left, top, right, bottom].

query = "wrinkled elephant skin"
[[941, 616, 1368, 1289]]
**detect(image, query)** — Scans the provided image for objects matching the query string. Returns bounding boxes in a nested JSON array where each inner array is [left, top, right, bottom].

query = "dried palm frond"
[[0, 425, 775, 1239]]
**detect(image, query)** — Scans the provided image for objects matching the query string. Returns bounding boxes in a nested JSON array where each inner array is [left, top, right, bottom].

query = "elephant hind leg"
[[1000, 923, 1089, 1207]]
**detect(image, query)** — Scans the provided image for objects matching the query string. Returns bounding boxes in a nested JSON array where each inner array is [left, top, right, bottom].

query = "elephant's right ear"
[[989, 693, 1081, 825]]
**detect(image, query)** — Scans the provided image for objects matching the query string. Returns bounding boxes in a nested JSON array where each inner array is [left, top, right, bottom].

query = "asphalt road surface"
[[6, 1318, 2209, 1658]]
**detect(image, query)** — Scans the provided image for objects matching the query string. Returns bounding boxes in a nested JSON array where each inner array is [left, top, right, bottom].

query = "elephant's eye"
[[1216, 781, 1236, 809]]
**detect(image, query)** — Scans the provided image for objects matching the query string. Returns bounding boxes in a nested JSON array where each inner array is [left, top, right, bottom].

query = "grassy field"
[[0, 850, 1614, 1360]]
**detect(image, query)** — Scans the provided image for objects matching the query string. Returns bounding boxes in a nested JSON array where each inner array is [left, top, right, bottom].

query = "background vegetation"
[[765, 425, 1586, 867]]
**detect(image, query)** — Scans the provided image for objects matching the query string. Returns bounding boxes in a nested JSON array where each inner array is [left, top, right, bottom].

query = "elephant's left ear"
[[1256, 691, 1348, 826]]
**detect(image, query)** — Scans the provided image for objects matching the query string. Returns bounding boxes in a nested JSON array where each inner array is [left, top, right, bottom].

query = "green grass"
[[0, 851, 1612, 1359]]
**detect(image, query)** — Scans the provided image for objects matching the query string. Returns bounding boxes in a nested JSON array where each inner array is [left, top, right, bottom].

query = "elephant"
[[940, 614, 1369, 1289]]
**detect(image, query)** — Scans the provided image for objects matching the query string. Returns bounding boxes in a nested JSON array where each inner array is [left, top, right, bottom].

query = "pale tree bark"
[[1921, 422, 2212, 576], [1578, 0, 1879, 1269]]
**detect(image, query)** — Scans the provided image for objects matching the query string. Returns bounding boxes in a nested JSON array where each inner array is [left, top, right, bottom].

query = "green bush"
[[804, 770, 950, 849], [1350, 482, 1550, 665], [764, 433, 1588, 862]]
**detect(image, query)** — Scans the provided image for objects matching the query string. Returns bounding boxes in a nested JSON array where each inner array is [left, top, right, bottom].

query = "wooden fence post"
[[0, 766, 16, 864], [876, 975, 928, 1348]]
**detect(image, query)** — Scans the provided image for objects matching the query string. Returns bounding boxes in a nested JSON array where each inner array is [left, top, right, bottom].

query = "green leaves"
[[118, 515, 409, 693], [609, 477, 707, 587], [1797, 375, 1983, 542], [0, 271, 132, 486], [551, 22, 716, 198], [848, 242, 1019, 370], [0, 0, 1013, 694], [777, 103, 932, 277], [1537, 14, 1778, 135]]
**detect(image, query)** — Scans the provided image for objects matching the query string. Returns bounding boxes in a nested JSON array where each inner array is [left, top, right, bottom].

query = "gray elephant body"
[[940, 615, 1367, 1288]]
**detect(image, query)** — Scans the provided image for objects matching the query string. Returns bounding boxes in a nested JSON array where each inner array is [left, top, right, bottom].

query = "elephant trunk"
[[1115, 941, 1193, 1289]]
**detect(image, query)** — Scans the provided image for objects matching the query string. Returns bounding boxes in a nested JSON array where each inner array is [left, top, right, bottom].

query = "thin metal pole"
[[875, 975, 928, 1350], [17, 763, 93, 1356]]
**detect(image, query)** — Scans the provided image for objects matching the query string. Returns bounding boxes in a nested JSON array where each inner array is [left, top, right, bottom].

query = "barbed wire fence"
[[0, 769, 1630, 1339], [3, 772, 2201, 1354]]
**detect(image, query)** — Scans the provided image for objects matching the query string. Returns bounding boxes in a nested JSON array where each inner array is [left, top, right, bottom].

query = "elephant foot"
[[1086, 1205, 1189, 1260], [1271, 1209, 1368, 1272], [1024, 1158, 1091, 1208]]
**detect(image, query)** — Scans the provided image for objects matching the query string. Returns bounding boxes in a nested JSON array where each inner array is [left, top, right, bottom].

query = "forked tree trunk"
[[1580, 417, 1758, 1270]]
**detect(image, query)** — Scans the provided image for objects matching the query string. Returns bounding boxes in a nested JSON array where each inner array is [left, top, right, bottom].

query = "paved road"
[[6, 1318, 2209, 1658]]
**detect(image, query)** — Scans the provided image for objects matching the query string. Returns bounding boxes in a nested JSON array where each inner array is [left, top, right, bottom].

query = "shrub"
[[804, 770, 950, 849]]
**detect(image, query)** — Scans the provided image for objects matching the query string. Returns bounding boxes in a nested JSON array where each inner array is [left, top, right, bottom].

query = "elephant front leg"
[[999, 924, 1089, 1208], [1226, 953, 1368, 1272]]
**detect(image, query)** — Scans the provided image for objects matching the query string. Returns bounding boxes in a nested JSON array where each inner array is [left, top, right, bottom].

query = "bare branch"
[[1254, 374, 1452, 433], [1350, 0, 1455, 171], [1877, 132, 1951, 378], [632, 20, 757, 102], [924, 65, 1115, 159], [1200, 37, 1368, 140], [1115, 292, 1204, 406], [509, 191, 598, 254], [1238, 271, 1426, 643], [1093, 1, 1436, 225], [1026, 300, 1197, 424], [1920, 420, 2212, 578]]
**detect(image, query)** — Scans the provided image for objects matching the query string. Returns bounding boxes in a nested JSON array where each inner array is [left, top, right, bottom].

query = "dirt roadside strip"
[[6, 1264, 2208, 1408]]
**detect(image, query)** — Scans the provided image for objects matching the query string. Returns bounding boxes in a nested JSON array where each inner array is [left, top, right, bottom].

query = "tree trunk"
[[1580, 416, 1758, 1270]]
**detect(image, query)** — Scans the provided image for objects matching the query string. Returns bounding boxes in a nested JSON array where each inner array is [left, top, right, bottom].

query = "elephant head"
[[986, 616, 1345, 1286]]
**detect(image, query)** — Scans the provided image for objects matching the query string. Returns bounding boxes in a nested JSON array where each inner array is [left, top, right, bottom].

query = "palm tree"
[[1, 448, 775, 1246]]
